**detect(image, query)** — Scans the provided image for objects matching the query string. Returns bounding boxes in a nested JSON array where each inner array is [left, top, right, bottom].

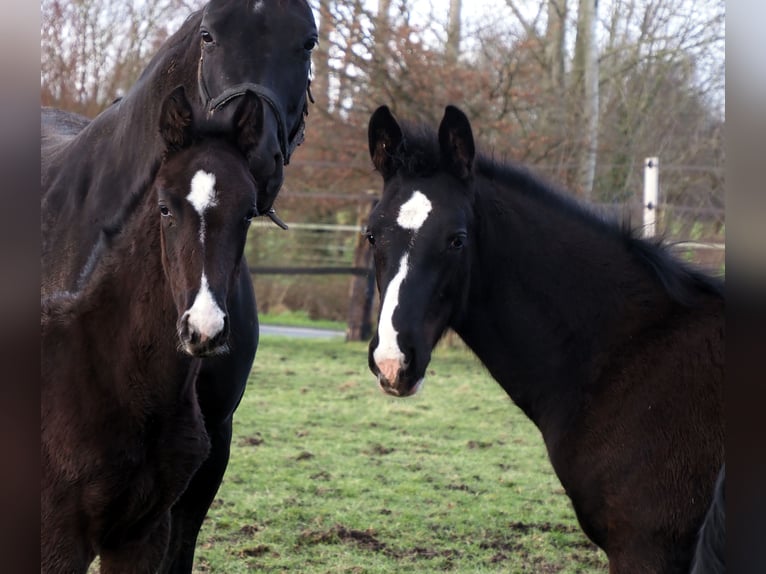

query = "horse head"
[[365, 105, 477, 397], [197, 0, 317, 220], [157, 86, 262, 357]]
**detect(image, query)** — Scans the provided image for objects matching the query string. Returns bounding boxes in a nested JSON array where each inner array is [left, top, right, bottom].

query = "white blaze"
[[183, 169, 225, 344], [373, 190, 433, 382], [187, 170, 218, 243], [185, 273, 225, 342], [373, 253, 410, 377], [252, 0, 265, 14], [397, 190, 432, 230]]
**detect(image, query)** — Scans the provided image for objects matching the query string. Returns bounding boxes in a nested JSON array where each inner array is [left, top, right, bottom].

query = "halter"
[[197, 54, 311, 166], [197, 52, 314, 230]]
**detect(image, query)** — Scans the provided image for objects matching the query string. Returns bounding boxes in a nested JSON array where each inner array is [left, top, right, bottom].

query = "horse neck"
[[92, 18, 202, 176], [76, 198, 191, 406], [453, 172, 679, 434]]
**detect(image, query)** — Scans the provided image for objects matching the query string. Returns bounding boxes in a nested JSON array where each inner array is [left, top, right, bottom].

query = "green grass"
[[258, 309, 346, 332], [194, 337, 608, 573]]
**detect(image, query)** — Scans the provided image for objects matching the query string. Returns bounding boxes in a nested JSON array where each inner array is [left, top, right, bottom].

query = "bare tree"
[[572, 0, 599, 199], [41, 0, 724, 288], [446, 0, 462, 65], [41, 0, 200, 115]]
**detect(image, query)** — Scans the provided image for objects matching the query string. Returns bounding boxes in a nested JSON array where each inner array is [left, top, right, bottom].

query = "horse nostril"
[[401, 350, 413, 371], [179, 312, 190, 337]]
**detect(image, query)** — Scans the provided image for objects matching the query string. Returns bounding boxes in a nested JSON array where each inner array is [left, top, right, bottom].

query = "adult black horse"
[[40, 1, 317, 571]]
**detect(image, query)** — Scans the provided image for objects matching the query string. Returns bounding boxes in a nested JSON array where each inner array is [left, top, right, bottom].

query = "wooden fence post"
[[346, 197, 378, 342], [643, 157, 659, 237]]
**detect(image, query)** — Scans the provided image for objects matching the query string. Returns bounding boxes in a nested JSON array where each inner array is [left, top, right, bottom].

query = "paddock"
[[190, 336, 610, 572]]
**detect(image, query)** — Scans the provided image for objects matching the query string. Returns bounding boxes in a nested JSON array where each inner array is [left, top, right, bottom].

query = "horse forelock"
[[387, 122, 441, 179]]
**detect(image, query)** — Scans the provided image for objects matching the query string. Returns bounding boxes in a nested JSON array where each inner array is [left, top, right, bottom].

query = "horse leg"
[[607, 536, 691, 574], [162, 269, 256, 573], [41, 486, 93, 574], [40, 534, 91, 574], [160, 417, 234, 574], [99, 513, 170, 574]]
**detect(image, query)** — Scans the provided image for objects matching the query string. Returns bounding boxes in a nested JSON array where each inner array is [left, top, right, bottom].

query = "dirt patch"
[[507, 521, 582, 535], [400, 546, 459, 560], [239, 524, 260, 536], [445, 483, 477, 494], [238, 544, 271, 558], [297, 523, 468, 566], [310, 470, 332, 481], [466, 440, 493, 449], [298, 524, 387, 552], [295, 450, 314, 461], [365, 443, 395, 456], [238, 434, 264, 447]]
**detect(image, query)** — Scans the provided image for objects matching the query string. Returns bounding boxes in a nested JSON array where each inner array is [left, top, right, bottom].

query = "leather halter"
[[197, 51, 313, 229], [197, 54, 310, 167]]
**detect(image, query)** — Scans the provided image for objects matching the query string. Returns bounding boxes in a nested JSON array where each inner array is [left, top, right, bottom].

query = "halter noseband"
[[196, 49, 313, 229], [197, 56, 309, 166]]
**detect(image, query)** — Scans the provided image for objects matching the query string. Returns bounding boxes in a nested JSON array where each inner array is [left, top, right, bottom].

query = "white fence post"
[[643, 157, 659, 237]]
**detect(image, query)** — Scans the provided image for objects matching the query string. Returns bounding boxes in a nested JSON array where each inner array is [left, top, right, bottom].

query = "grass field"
[[193, 335, 608, 573]]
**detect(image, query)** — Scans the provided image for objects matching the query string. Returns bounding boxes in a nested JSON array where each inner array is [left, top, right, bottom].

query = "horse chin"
[[253, 164, 284, 215], [377, 374, 424, 398], [180, 341, 230, 359]]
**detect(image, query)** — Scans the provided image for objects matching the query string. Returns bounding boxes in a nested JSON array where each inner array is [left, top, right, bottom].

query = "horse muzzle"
[[372, 357, 424, 398], [178, 311, 230, 357]]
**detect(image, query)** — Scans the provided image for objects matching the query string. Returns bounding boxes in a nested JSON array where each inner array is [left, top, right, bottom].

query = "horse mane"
[[130, 9, 203, 87], [391, 119, 724, 307]]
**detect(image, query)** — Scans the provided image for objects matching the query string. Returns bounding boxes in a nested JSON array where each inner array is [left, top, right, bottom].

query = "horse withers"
[[41, 88, 263, 573], [40, 2, 317, 570], [364, 105, 724, 573]]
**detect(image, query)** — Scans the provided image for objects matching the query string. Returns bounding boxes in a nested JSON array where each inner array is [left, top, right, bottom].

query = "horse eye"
[[200, 30, 214, 44], [160, 205, 171, 217], [448, 234, 466, 250], [365, 232, 376, 246], [303, 37, 317, 52]]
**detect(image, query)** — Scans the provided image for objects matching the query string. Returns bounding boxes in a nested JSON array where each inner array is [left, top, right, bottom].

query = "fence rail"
[[250, 266, 372, 276]]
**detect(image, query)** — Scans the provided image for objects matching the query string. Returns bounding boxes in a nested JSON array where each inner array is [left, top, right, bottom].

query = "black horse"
[[40, 1, 317, 571], [364, 105, 724, 573], [41, 87, 263, 573]]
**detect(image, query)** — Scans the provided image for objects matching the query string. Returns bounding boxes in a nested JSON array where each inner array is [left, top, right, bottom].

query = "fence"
[[248, 196, 378, 341], [248, 159, 724, 341]]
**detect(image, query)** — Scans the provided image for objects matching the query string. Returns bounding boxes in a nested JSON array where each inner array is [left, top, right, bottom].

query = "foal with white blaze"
[[363, 104, 723, 573], [41, 87, 265, 573]]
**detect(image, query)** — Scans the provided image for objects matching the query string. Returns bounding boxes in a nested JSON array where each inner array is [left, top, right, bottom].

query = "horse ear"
[[368, 105, 403, 179], [438, 105, 475, 180], [231, 91, 264, 154], [159, 86, 193, 151]]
